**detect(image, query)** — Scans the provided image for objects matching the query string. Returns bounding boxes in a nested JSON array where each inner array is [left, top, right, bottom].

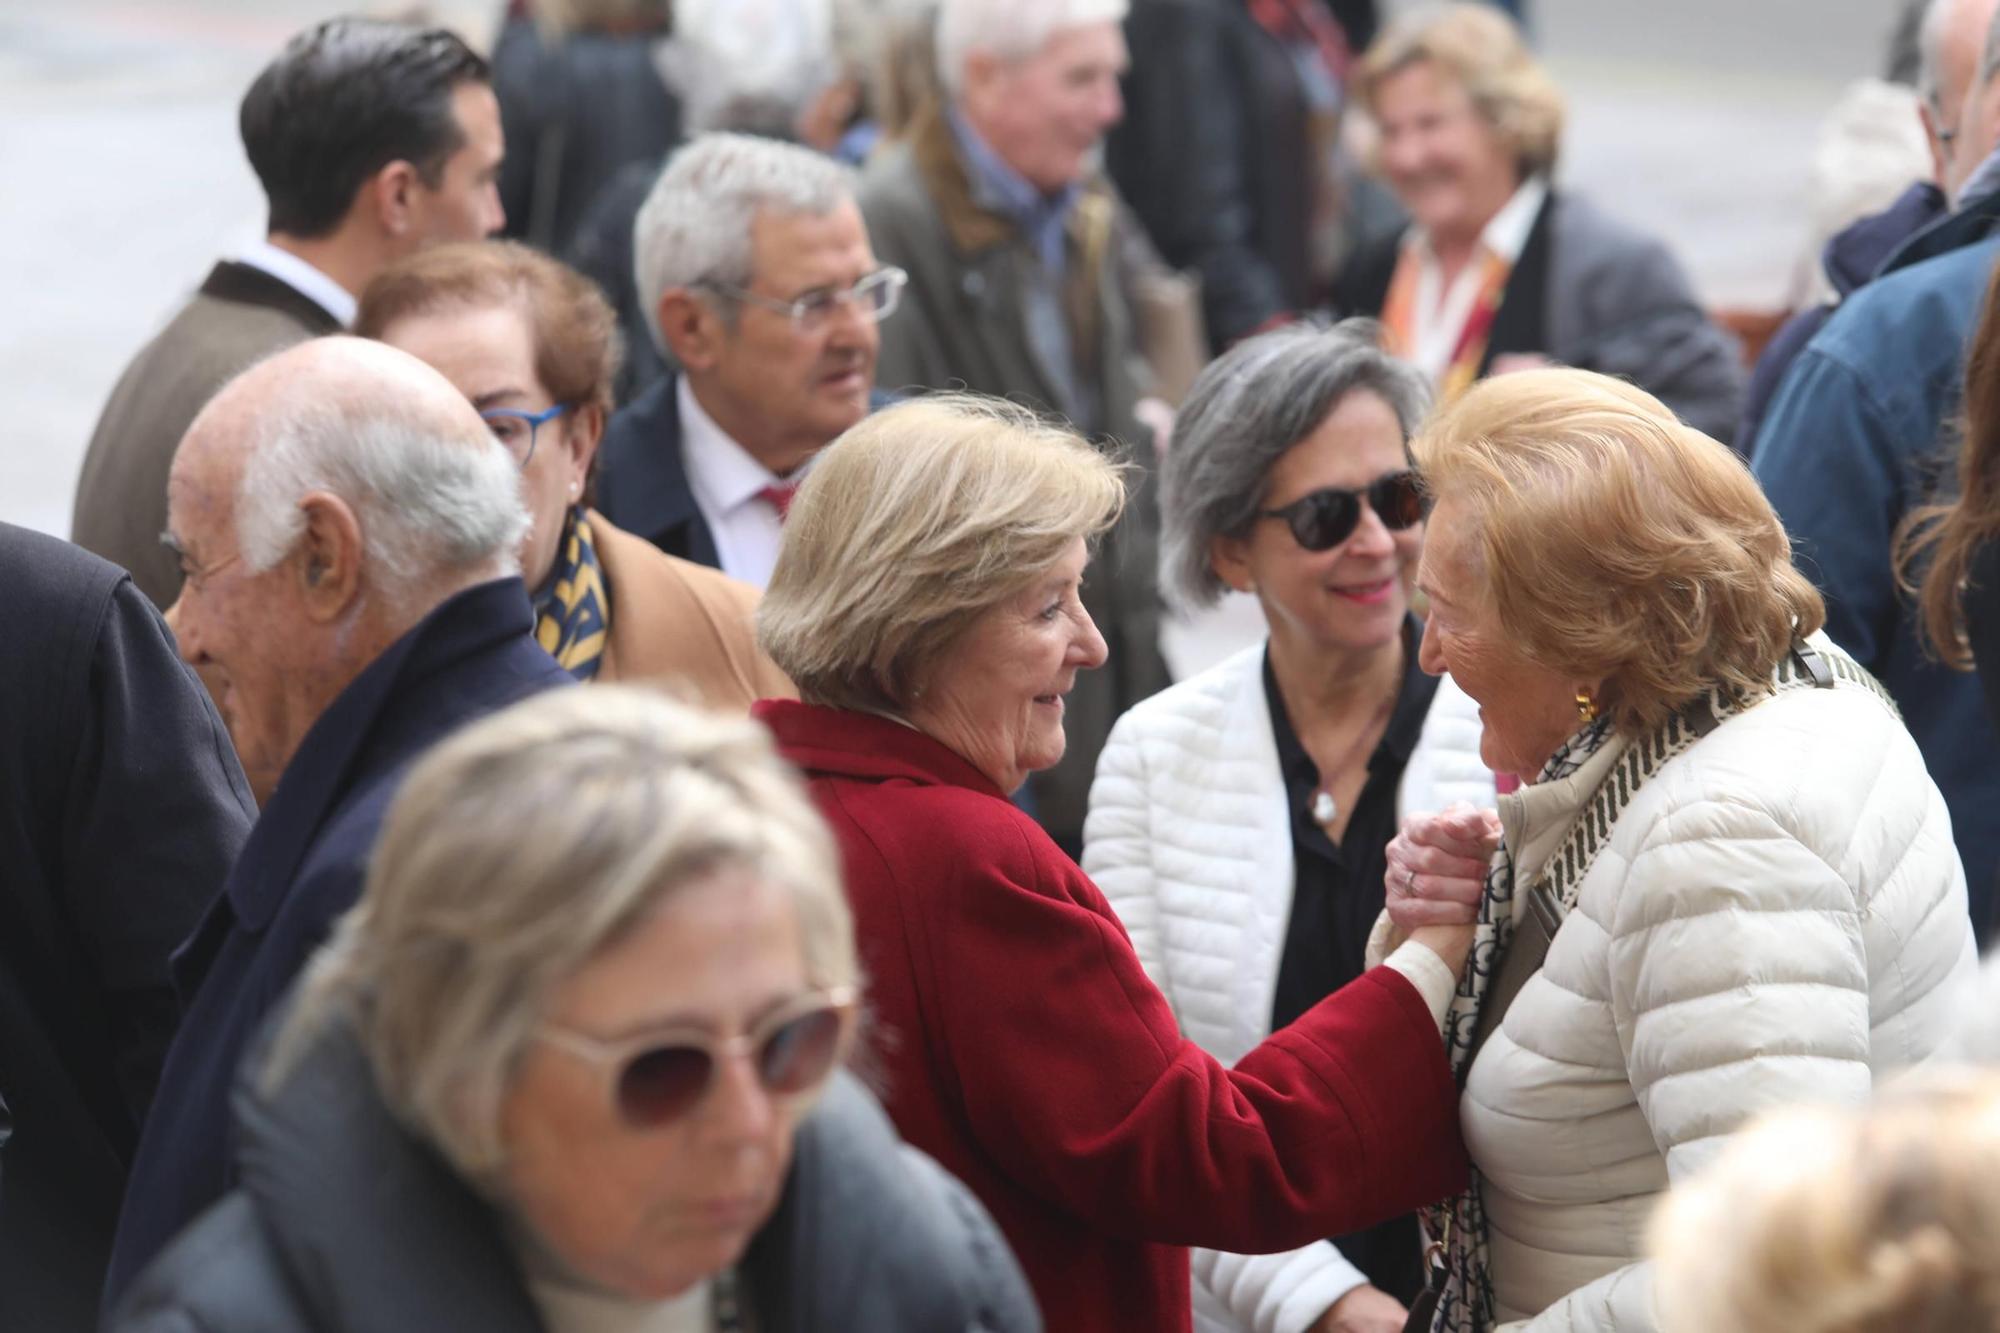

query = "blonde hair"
[[757, 394, 1127, 711], [266, 686, 856, 1179], [1415, 369, 1825, 734], [1651, 1070, 2000, 1333], [1355, 2, 1565, 179]]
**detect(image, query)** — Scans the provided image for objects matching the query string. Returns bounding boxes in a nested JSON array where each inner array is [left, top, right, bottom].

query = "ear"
[[368, 159, 425, 244], [1208, 531, 1256, 595], [658, 289, 723, 373], [292, 491, 366, 623], [960, 50, 1005, 114]]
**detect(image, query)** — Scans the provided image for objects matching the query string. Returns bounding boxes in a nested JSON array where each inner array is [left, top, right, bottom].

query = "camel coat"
[[587, 510, 793, 707]]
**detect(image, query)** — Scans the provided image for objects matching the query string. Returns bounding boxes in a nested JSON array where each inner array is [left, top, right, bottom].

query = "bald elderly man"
[[105, 338, 573, 1303]]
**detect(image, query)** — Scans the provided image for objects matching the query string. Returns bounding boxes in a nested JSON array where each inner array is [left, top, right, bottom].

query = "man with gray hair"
[[105, 338, 574, 1303], [855, 0, 1169, 857], [595, 132, 902, 590]]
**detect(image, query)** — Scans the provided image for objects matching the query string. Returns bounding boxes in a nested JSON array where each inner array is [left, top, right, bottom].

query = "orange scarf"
[[1379, 245, 1512, 405]]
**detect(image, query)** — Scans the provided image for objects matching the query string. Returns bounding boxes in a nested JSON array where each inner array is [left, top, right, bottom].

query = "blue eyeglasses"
[[479, 403, 569, 467]]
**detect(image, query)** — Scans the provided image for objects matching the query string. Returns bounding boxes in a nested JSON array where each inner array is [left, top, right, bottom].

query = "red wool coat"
[[757, 702, 1469, 1332]]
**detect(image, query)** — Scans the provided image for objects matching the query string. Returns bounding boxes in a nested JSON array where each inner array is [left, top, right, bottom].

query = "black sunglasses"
[[1256, 470, 1427, 552], [537, 986, 856, 1129]]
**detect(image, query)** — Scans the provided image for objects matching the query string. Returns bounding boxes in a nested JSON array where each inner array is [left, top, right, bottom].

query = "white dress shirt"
[[1399, 176, 1548, 384], [677, 379, 805, 590], [234, 239, 356, 327]]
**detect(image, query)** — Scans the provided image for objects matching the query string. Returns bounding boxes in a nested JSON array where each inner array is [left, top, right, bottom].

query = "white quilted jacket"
[[1466, 639, 1978, 1332], [1081, 642, 1494, 1333]]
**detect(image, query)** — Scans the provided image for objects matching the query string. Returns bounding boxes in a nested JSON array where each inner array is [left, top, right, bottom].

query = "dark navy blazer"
[[595, 374, 720, 567], [105, 578, 573, 1303], [0, 523, 252, 1332]]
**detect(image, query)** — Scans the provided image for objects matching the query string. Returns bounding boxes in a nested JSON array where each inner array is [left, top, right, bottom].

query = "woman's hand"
[[1386, 802, 1501, 930], [1310, 1284, 1408, 1333]]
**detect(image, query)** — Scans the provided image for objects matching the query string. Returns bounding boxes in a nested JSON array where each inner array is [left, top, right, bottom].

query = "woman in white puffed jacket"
[[1085, 324, 1496, 1333], [1383, 369, 1978, 1333]]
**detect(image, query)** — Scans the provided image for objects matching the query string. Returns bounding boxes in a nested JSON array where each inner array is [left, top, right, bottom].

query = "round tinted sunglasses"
[[536, 986, 856, 1129], [1256, 470, 1427, 552]]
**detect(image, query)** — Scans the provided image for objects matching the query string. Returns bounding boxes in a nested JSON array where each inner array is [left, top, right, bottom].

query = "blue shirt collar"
[[948, 108, 1080, 271]]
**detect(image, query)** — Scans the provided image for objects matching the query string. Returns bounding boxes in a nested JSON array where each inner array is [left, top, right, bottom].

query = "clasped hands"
[[1384, 802, 1502, 972]]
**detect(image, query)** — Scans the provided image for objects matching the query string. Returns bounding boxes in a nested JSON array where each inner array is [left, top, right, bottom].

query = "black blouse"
[[1262, 619, 1439, 1302]]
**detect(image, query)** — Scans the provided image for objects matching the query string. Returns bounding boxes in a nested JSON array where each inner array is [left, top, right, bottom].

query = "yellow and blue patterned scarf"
[[534, 507, 609, 681]]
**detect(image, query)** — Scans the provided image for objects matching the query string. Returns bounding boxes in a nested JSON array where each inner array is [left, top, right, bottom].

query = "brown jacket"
[[858, 106, 1170, 853], [589, 511, 794, 708], [73, 263, 343, 608]]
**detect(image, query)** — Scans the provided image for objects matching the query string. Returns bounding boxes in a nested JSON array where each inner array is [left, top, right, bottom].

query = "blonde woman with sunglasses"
[[108, 687, 1037, 1333]]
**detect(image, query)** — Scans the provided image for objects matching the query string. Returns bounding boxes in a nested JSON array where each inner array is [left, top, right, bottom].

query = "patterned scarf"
[[534, 506, 609, 681], [1424, 641, 1898, 1332], [1380, 246, 1511, 406]]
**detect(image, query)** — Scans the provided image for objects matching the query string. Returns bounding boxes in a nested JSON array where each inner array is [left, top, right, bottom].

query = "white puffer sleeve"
[[1196, 1244, 1369, 1333], [1520, 794, 1873, 1333], [1082, 709, 1165, 984]]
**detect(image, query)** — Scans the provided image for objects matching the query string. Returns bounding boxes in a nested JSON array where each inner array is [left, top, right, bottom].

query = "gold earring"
[[1575, 690, 1598, 724]]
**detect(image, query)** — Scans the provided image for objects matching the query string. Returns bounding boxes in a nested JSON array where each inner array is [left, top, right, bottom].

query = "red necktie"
[[758, 483, 798, 522]]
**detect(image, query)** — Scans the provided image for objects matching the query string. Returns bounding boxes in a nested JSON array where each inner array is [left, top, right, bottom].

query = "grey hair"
[[264, 685, 859, 1181], [934, 0, 1128, 96], [1159, 321, 1431, 611], [234, 395, 526, 614], [632, 132, 856, 356]]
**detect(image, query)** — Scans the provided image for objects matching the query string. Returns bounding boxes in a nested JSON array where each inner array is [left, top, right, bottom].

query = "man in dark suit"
[[72, 17, 506, 608], [595, 134, 896, 591], [105, 338, 573, 1303], [0, 524, 254, 1331]]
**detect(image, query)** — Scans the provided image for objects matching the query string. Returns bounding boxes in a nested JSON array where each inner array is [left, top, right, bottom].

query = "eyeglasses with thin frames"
[[536, 985, 858, 1130], [710, 266, 908, 334], [480, 403, 569, 468]]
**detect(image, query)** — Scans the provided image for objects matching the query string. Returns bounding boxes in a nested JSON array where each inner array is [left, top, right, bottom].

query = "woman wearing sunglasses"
[[110, 686, 1038, 1333], [1082, 322, 1493, 1333], [753, 394, 1474, 1333], [357, 240, 793, 704]]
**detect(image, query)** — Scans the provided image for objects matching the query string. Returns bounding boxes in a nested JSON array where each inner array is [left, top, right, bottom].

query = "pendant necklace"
[[1308, 690, 1398, 830]]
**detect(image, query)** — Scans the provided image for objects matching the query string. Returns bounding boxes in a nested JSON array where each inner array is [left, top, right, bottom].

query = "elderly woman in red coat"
[[753, 394, 1476, 1332]]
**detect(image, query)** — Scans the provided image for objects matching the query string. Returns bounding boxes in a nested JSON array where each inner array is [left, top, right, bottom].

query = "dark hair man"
[[71, 18, 504, 609]]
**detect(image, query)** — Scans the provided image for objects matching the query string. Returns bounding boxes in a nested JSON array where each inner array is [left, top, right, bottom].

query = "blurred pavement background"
[[0, 0, 1903, 669]]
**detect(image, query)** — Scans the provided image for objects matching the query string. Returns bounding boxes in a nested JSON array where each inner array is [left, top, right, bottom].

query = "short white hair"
[[934, 0, 1128, 95], [235, 397, 527, 613], [632, 132, 856, 354]]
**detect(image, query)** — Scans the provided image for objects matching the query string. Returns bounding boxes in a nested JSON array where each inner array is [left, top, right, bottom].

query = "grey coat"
[[859, 108, 1171, 853], [71, 262, 341, 608], [1334, 190, 1745, 447], [109, 1015, 1038, 1333]]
